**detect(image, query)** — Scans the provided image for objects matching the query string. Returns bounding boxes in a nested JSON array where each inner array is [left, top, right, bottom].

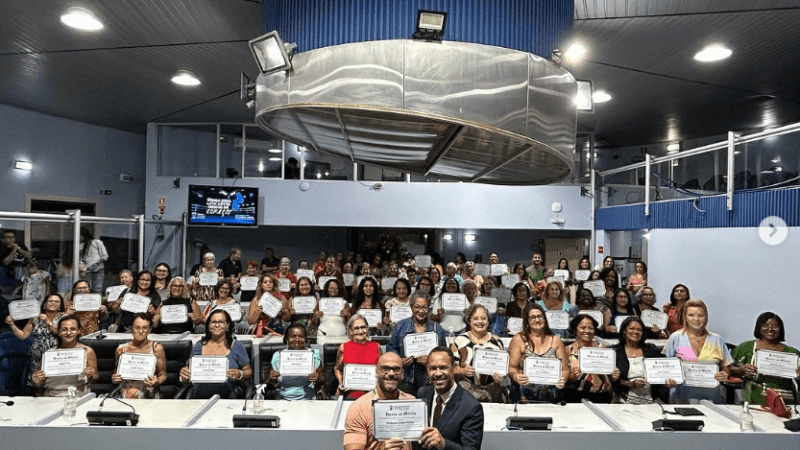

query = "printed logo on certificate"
[[473, 348, 509, 376], [296, 269, 314, 280], [643, 358, 684, 385], [578, 347, 615, 375], [319, 297, 344, 315], [390, 305, 412, 323], [524, 356, 562, 385], [372, 399, 427, 441], [259, 293, 284, 319], [120, 293, 151, 314], [72, 293, 101, 312], [199, 272, 219, 286], [213, 303, 242, 322], [403, 332, 439, 358], [583, 280, 606, 297], [640, 310, 668, 329], [381, 277, 398, 292], [278, 278, 291, 292], [475, 296, 497, 314], [414, 255, 432, 268], [8, 299, 39, 320], [545, 311, 570, 330], [117, 353, 157, 381], [682, 361, 719, 388], [343, 364, 377, 391], [506, 317, 523, 335], [342, 273, 355, 287], [42, 348, 87, 377], [279, 349, 315, 376], [105, 285, 127, 302], [491, 264, 509, 277], [574, 270, 590, 282], [581, 310, 604, 327], [754, 349, 800, 379], [501, 273, 520, 289], [239, 276, 259, 291], [474, 264, 491, 277], [359, 309, 382, 328], [292, 296, 317, 315], [441, 293, 467, 311], [190, 356, 229, 383], [160, 304, 188, 324]]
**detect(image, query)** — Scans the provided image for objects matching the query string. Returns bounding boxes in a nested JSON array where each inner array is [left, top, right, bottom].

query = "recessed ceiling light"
[[61, 7, 103, 31], [171, 70, 201, 86], [267, 149, 282, 154], [592, 91, 612, 103], [268, 156, 281, 161], [564, 43, 587, 62], [667, 143, 680, 152], [14, 160, 33, 171], [694, 44, 732, 62]]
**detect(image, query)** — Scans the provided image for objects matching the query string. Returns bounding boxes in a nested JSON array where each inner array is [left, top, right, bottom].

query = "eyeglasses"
[[350, 325, 368, 331], [60, 328, 79, 334], [209, 320, 228, 326], [378, 366, 403, 374], [527, 315, 545, 322], [411, 305, 428, 311], [132, 326, 150, 332], [760, 324, 780, 330]]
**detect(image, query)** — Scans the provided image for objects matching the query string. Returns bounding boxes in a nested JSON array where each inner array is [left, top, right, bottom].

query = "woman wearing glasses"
[[30, 314, 98, 397], [112, 313, 167, 398], [153, 276, 203, 334], [334, 314, 382, 399]]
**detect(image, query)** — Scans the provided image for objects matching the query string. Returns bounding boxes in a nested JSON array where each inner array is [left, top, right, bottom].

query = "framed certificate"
[[641, 310, 668, 329], [574, 270, 590, 282], [578, 347, 615, 375], [474, 264, 491, 277], [491, 264, 509, 276], [492, 287, 512, 304], [190, 356, 228, 383], [403, 332, 439, 357], [359, 309, 383, 328], [524, 357, 562, 385], [292, 296, 317, 314], [381, 277, 398, 291], [754, 349, 800, 379], [319, 297, 344, 315], [583, 280, 606, 297], [117, 353, 157, 380], [643, 358, 684, 385], [390, 305, 412, 323], [120, 293, 151, 314], [373, 399, 427, 441], [72, 293, 102, 312], [199, 272, 219, 286], [259, 293, 284, 319], [545, 311, 569, 330], [343, 364, 377, 391], [500, 273, 520, 289], [441, 293, 467, 311], [296, 269, 314, 280], [42, 348, 86, 377], [239, 276, 258, 291], [682, 361, 719, 388], [318, 276, 335, 290], [414, 255, 432, 268], [279, 349, 315, 376], [474, 296, 497, 314], [213, 303, 242, 322], [105, 285, 127, 302], [278, 278, 291, 292], [342, 273, 355, 287], [507, 317, 523, 335], [8, 299, 39, 320], [473, 348, 509, 376], [580, 310, 604, 327], [160, 304, 188, 324]]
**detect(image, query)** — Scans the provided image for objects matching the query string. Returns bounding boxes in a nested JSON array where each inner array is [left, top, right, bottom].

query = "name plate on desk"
[[441, 293, 467, 311], [414, 255, 432, 268], [292, 296, 317, 315], [545, 311, 569, 330], [641, 310, 668, 329], [475, 296, 497, 314], [42, 348, 86, 377], [403, 332, 438, 357], [507, 317, 523, 335], [279, 349, 314, 376], [755, 349, 799, 379], [72, 294, 102, 312], [524, 357, 562, 385], [473, 349, 509, 376], [359, 309, 382, 328], [160, 304, 188, 324], [105, 285, 127, 302], [579, 347, 615, 375], [278, 278, 291, 292], [199, 272, 219, 286], [343, 364, 377, 391], [682, 361, 719, 388], [259, 293, 283, 319], [190, 356, 228, 383], [501, 274, 520, 289], [117, 353, 157, 380], [8, 299, 39, 320], [643, 358, 684, 384], [390, 305, 412, 323], [373, 399, 427, 441], [239, 276, 258, 291], [213, 303, 242, 322], [319, 297, 344, 315], [583, 280, 606, 297], [120, 293, 150, 313]]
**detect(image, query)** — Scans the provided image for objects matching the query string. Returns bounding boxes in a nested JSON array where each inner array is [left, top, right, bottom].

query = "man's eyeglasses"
[[378, 366, 402, 374]]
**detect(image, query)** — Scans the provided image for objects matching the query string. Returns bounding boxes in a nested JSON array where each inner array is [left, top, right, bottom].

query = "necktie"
[[432, 395, 443, 426]]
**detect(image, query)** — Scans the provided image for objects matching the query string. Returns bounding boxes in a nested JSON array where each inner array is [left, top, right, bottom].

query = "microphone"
[[0, 400, 14, 406], [96, 327, 107, 340], [87, 387, 139, 426]]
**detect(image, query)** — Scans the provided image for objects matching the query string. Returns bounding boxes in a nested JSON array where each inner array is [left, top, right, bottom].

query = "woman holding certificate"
[[112, 313, 166, 398], [248, 273, 288, 335], [152, 263, 172, 300], [203, 279, 248, 334], [179, 310, 252, 399], [312, 278, 350, 343], [508, 304, 570, 403], [451, 304, 507, 402], [565, 314, 619, 403], [664, 299, 733, 403], [335, 314, 382, 399], [68, 279, 107, 336], [5, 293, 68, 381], [31, 314, 98, 397], [287, 276, 318, 330], [431, 279, 478, 335], [637, 287, 669, 339], [730, 312, 800, 404], [625, 261, 647, 297], [663, 284, 690, 335], [267, 323, 325, 400], [153, 276, 203, 334], [237, 261, 260, 304], [596, 268, 619, 309], [603, 289, 638, 336], [115, 270, 162, 332], [190, 252, 224, 303], [350, 277, 387, 336], [612, 317, 669, 404]]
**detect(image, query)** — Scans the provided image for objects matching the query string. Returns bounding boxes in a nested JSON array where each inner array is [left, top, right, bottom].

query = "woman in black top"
[[612, 316, 669, 404]]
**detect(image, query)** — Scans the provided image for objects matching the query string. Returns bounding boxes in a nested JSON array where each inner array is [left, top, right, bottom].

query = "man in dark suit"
[[416, 346, 483, 450]]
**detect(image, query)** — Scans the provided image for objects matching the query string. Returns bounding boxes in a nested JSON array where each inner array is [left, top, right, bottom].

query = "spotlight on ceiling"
[[564, 43, 587, 62], [412, 10, 447, 41], [61, 7, 103, 31], [14, 160, 33, 171], [464, 234, 477, 242], [576, 80, 593, 112], [694, 44, 732, 62], [249, 31, 296, 76], [171, 70, 201, 86], [443, 233, 453, 241], [240, 72, 257, 109]]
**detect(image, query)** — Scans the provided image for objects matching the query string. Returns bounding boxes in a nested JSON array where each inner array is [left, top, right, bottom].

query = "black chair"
[[0, 351, 32, 396], [82, 339, 127, 397], [159, 340, 193, 399], [258, 342, 287, 399], [322, 343, 341, 399]]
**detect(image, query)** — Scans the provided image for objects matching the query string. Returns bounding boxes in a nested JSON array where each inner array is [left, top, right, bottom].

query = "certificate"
[[292, 296, 317, 314], [583, 280, 606, 297], [580, 310, 604, 327], [682, 361, 719, 388], [160, 304, 188, 324], [641, 310, 668, 329], [546, 276, 565, 288], [319, 297, 344, 315], [475, 296, 497, 314], [278, 278, 291, 292], [578, 347, 616, 375], [190, 356, 228, 383], [403, 332, 439, 357], [755, 349, 800, 379], [117, 353, 157, 380], [199, 272, 219, 286], [213, 303, 242, 322], [554, 270, 570, 281], [296, 269, 314, 280], [72, 293, 101, 312], [524, 357, 562, 385], [8, 299, 39, 320], [500, 273, 520, 288], [545, 311, 569, 329], [414, 255, 432, 268], [492, 287, 512, 304], [381, 277, 398, 291], [105, 285, 127, 302], [359, 309, 383, 328], [491, 264, 509, 276], [390, 305, 412, 323], [441, 293, 467, 311], [342, 273, 355, 287], [507, 317, 523, 335], [614, 315, 633, 331], [318, 276, 335, 289], [120, 293, 151, 313], [343, 364, 377, 391], [574, 270, 590, 281], [474, 264, 491, 277], [643, 358, 684, 385], [239, 276, 258, 291], [42, 348, 86, 377], [259, 293, 284, 319], [473, 348, 509, 376], [373, 399, 427, 441], [279, 349, 315, 376]]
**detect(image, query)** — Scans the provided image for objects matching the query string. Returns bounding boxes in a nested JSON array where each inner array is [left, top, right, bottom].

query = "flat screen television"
[[188, 185, 258, 227]]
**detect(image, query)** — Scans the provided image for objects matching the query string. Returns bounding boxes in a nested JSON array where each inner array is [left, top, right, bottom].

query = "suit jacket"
[[415, 384, 484, 450]]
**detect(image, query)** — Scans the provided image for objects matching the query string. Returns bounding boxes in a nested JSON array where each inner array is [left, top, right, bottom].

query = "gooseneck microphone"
[[0, 400, 14, 406]]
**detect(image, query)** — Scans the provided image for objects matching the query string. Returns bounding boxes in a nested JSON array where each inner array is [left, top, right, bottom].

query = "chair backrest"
[[159, 340, 193, 399], [258, 342, 287, 381], [83, 339, 127, 396], [0, 351, 32, 396], [322, 343, 341, 398]]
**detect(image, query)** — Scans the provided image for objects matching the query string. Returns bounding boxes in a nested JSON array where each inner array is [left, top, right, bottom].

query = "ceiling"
[[2, 0, 799, 157]]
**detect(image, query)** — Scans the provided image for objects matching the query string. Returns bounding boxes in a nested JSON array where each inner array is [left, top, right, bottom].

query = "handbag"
[[763, 388, 792, 418]]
